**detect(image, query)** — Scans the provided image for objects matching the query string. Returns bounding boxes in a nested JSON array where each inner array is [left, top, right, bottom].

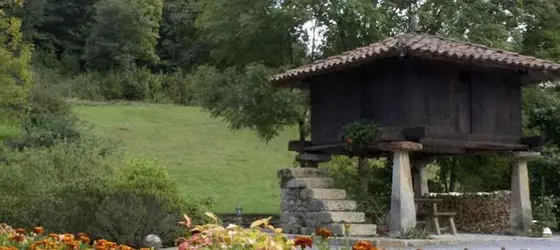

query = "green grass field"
[[74, 103, 297, 214]]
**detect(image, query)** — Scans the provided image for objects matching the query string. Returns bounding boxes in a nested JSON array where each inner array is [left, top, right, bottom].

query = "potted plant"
[[375, 213, 389, 235]]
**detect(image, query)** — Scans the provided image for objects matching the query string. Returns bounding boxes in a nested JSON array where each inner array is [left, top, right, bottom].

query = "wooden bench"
[[415, 198, 457, 235]]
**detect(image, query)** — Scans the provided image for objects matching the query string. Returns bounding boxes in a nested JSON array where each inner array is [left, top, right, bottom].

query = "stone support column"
[[380, 142, 422, 236], [412, 158, 430, 198], [509, 151, 540, 234]]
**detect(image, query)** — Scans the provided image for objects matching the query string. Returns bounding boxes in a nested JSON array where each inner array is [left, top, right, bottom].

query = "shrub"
[[0, 137, 118, 233], [533, 195, 559, 230], [5, 86, 83, 149], [322, 156, 391, 222], [0, 139, 210, 247], [88, 156, 211, 247]]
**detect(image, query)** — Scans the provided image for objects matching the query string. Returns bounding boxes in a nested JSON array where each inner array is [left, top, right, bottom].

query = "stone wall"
[[278, 168, 376, 236], [424, 191, 511, 233]]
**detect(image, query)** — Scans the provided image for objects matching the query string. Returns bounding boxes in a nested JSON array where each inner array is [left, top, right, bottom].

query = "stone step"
[[308, 199, 357, 212], [281, 178, 334, 189], [277, 168, 330, 179], [317, 212, 365, 223], [300, 188, 347, 200], [327, 223, 377, 236]]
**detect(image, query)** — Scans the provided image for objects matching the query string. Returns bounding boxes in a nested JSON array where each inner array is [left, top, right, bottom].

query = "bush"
[[322, 156, 391, 222], [533, 195, 559, 230], [0, 139, 211, 247], [5, 86, 83, 149], [88, 156, 211, 247], [0, 138, 118, 232]]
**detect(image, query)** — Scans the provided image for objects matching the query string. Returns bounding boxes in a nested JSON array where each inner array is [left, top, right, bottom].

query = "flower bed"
[[175, 212, 380, 250], [0, 223, 147, 250], [1, 211, 382, 250]]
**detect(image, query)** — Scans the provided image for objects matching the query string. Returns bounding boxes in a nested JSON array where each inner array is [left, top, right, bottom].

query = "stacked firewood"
[[427, 191, 510, 233]]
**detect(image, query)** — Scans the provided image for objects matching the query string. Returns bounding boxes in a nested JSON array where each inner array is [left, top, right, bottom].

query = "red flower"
[[9, 234, 24, 242], [294, 236, 313, 249], [15, 228, 25, 235], [32, 226, 44, 235], [345, 138, 353, 145], [315, 227, 333, 239]]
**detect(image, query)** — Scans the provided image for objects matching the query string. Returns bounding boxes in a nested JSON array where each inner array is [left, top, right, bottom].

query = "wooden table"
[[415, 198, 457, 235]]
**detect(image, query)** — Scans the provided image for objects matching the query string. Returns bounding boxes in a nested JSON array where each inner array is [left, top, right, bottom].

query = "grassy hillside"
[[74, 103, 297, 214]]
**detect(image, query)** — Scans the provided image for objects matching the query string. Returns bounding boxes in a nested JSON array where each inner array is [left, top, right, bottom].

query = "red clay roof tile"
[[270, 33, 560, 85]]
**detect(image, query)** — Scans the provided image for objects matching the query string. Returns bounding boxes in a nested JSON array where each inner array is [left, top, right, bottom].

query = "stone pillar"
[[509, 151, 540, 234], [381, 142, 422, 236], [412, 158, 430, 198]]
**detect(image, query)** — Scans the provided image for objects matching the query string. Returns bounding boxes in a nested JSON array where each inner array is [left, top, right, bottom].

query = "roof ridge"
[[270, 33, 560, 84], [417, 33, 553, 63]]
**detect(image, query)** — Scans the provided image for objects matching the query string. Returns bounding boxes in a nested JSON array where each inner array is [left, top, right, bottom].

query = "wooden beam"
[[295, 153, 332, 163], [419, 138, 528, 151], [288, 140, 313, 152], [377, 141, 423, 151], [521, 136, 544, 149]]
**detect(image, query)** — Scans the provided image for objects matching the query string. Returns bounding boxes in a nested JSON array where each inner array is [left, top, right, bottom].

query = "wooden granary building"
[[270, 33, 560, 236]]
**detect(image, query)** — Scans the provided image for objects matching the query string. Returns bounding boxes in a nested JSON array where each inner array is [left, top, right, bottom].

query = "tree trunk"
[[449, 162, 457, 192], [358, 157, 369, 196]]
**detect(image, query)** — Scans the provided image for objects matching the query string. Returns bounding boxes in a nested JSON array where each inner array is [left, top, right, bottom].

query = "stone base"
[[278, 168, 377, 236]]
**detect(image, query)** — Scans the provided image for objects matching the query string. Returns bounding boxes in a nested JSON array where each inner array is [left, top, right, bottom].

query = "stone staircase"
[[278, 168, 377, 237]]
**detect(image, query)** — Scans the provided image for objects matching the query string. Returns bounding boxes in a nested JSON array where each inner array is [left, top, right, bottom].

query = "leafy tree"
[[0, 0, 33, 137], [195, 0, 309, 68], [84, 0, 163, 71], [157, 0, 207, 71], [20, 0, 98, 60], [193, 63, 306, 142], [522, 0, 560, 61]]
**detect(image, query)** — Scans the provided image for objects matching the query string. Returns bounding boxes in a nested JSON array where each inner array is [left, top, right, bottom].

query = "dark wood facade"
[[307, 57, 525, 153]]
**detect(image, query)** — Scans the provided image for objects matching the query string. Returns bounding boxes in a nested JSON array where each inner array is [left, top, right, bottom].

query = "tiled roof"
[[270, 33, 560, 85]]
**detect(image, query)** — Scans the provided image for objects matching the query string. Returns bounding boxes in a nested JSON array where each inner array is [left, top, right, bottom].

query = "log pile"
[[426, 191, 510, 233]]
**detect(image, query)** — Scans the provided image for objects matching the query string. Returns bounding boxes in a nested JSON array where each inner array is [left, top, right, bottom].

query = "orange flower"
[[49, 233, 59, 240], [118, 245, 134, 250], [65, 240, 80, 250], [62, 233, 75, 242], [352, 240, 377, 250], [139, 248, 152, 250], [95, 245, 107, 250], [31, 241, 46, 250], [80, 236, 91, 244], [32, 226, 44, 235], [9, 234, 25, 242], [315, 227, 333, 239], [293, 236, 313, 249], [15, 228, 25, 235], [78, 232, 88, 238], [0, 247, 18, 250]]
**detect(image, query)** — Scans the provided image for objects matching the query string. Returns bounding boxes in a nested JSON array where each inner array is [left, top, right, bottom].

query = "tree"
[[193, 63, 306, 142], [0, 0, 33, 137], [195, 0, 309, 69], [522, 0, 560, 62], [157, 0, 207, 71], [84, 0, 163, 71], [20, 0, 98, 59]]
